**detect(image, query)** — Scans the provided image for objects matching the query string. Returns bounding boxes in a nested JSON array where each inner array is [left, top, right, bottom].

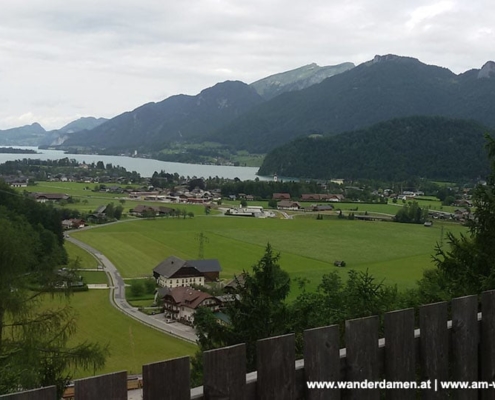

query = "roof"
[[164, 286, 216, 309], [186, 259, 221, 273], [153, 256, 187, 278]]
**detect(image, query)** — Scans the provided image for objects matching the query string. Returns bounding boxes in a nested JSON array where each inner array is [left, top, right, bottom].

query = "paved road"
[[66, 234, 198, 343]]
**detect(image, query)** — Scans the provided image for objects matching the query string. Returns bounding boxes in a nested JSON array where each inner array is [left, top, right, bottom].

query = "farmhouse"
[[130, 204, 175, 217], [152, 256, 222, 288], [272, 193, 291, 200], [31, 192, 70, 203], [161, 286, 221, 324], [277, 200, 301, 210]]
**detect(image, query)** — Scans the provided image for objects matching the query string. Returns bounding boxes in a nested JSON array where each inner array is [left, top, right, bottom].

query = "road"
[[66, 234, 198, 343]]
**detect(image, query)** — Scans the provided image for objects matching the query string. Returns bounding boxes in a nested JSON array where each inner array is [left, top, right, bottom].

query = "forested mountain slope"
[[258, 116, 493, 181]]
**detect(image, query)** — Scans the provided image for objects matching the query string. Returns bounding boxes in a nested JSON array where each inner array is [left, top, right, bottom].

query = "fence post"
[[419, 301, 449, 400], [451, 295, 478, 400], [481, 290, 495, 400], [203, 343, 246, 400], [257, 333, 295, 400], [143, 356, 190, 400], [304, 325, 340, 400], [0, 386, 57, 400], [384, 308, 415, 400], [74, 371, 127, 400], [345, 315, 380, 400]]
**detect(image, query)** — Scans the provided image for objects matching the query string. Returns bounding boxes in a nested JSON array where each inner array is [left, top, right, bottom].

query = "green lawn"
[[42, 290, 196, 378], [65, 241, 99, 269], [78, 271, 108, 285], [71, 217, 466, 296]]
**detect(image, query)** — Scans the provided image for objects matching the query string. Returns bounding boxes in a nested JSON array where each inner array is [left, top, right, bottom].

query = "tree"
[[240, 199, 247, 207], [418, 135, 495, 300], [0, 188, 107, 396], [193, 243, 291, 375]]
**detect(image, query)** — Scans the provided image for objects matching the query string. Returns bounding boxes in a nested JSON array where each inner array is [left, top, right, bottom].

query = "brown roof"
[[272, 193, 290, 200], [164, 286, 217, 310]]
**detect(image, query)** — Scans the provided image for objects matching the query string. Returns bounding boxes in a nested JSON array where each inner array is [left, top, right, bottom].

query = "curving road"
[[66, 234, 198, 343]]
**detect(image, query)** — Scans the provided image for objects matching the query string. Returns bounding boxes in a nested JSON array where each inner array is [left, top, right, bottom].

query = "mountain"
[[61, 81, 265, 151], [208, 55, 495, 153], [258, 116, 493, 181], [39, 117, 109, 146], [58, 117, 108, 134], [250, 62, 355, 100], [0, 123, 46, 146]]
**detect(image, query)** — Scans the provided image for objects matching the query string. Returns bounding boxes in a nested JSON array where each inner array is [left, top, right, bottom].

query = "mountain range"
[[0, 117, 107, 146], [2, 55, 495, 180]]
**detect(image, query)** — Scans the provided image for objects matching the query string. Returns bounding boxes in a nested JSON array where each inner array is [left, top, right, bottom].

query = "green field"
[[71, 216, 466, 295], [42, 291, 196, 377], [65, 241, 100, 269], [78, 270, 108, 284]]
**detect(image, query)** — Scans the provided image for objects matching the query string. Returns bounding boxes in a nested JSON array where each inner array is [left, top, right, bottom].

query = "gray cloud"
[[1, 0, 493, 129]]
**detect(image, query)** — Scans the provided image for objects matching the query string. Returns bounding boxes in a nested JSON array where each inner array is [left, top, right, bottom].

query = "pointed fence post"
[[304, 325, 340, 400], [345, 315, 380, 400], [143, 356, 190, 400], [257, 333, 295, 400], [203, 343, 246, 400]]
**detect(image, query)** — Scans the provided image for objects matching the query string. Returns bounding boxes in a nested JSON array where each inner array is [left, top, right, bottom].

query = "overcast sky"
[[1, 0, 493, 130]]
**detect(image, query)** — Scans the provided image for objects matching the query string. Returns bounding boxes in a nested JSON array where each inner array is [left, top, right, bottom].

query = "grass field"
[[65, 241, 100, 269], [71, 216, 466, 296], [41, 291, 196, 377], [78, 271, 108, 284]]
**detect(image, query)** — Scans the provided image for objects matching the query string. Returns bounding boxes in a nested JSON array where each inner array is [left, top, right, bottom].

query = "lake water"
[[0, 147, 270, 180]]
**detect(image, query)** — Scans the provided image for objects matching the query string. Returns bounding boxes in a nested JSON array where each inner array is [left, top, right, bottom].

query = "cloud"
[[0, 0, 494, 130]]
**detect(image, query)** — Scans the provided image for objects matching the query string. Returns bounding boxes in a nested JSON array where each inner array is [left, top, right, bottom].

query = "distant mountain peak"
[[250, 62, 354, 100], [478, 61, 495, 79], [370, 54, 420, 65]]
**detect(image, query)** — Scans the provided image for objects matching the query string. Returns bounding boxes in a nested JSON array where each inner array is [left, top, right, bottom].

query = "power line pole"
[[196, 232, 209, 259]]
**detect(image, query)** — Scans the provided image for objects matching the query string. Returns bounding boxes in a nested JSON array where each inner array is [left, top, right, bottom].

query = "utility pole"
[[196, 232, 209, 259]]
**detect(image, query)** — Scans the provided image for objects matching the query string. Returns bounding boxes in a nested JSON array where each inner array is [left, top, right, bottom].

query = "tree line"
[[0, 181, 107, 396]]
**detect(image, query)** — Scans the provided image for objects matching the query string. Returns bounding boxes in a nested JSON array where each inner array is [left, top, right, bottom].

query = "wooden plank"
[[303, 325, 340, 400], [482, 290, 495, 400], [452, 295, 479, 400], [257, 333, 295, 400], [203, 343, 246, 400], [0, 386, 56, 400], [345, 315, 380, 400], [74, 371, 127, 400], [420, 301, 449, 400], [143, 356, 190, 400], [384, 308, 415, 400]]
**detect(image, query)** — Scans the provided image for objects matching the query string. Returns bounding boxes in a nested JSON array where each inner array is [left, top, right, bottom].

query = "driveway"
[[66, 235, 198, 343]]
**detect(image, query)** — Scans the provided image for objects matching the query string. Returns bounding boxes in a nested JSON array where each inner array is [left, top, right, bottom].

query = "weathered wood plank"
[[74, 371, 127, 400], [304, 325, 340, 400], [384, 308, 415, 400], [257, 333, 295, 400], [452, 295, 479, 400], [0, 386, 56, 400], [420, 301, 449, 400], [143, 356, 190, 400], [203, 343, 246, 400], [482, 290, 495, 400], [345, 315, 380, 400]]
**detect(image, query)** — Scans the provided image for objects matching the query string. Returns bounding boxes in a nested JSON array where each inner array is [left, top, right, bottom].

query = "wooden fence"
[[3, 290, 495, 399]]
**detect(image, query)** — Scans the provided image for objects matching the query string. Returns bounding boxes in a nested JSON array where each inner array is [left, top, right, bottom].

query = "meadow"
[[70, 215, 466, 296], [41, 290, 196, 377]]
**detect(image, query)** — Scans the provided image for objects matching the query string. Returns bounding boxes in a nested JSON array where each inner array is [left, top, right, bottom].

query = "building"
[[152, 256, 222, 288], [161, 286, 221, 324]]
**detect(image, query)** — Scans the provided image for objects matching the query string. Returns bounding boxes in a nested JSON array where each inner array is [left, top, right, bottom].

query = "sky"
[[1, 0, 493, 131]]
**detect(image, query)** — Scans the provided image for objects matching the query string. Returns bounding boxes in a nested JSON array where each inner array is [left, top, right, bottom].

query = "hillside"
[[257, 116, 493, 181], [250, 62, 355, 100], [209, 55, 495, 153], [0, 123, 46, 146], [61, 81, 265, 151]]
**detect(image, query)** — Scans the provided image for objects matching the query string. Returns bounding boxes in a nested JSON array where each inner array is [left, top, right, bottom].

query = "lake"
[[0, 147, 270, 181]]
